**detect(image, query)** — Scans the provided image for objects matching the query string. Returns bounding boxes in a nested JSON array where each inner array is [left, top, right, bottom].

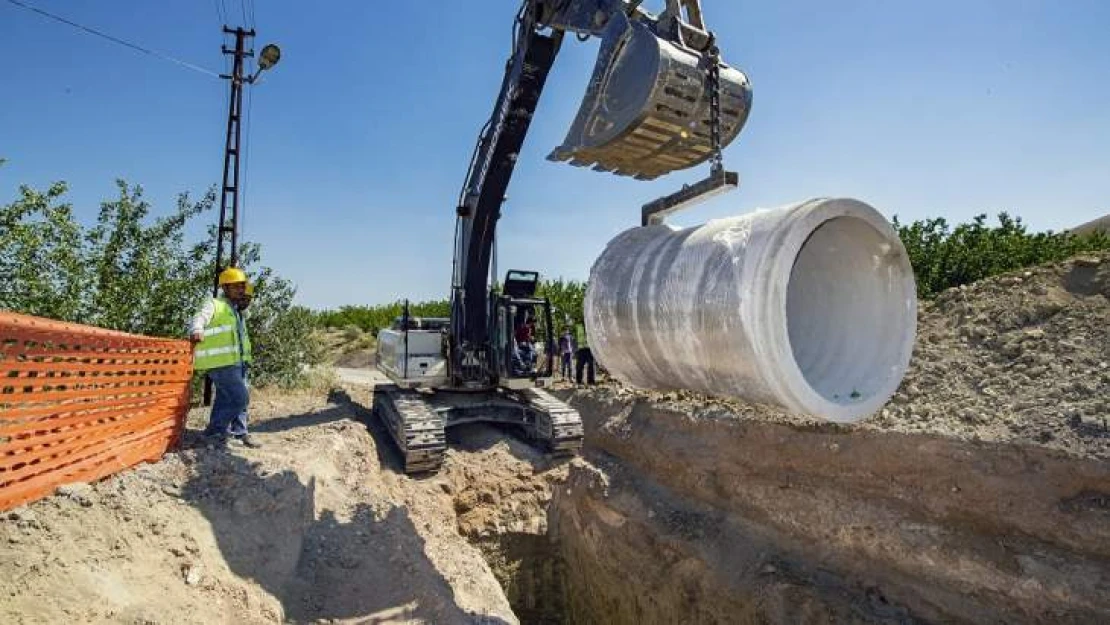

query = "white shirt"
[[188, 296, 242, 336]]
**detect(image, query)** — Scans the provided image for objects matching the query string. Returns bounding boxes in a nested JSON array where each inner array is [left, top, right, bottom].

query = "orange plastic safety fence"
[[0, 311, 193, 511]]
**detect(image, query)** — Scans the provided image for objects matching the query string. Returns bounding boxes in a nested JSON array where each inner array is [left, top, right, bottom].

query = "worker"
[[558, 327, 575, 380], [574, 322, 595, 385], [188, 267, 260, 448]]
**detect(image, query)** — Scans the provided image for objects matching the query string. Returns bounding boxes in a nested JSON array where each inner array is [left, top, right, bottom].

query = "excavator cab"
[[492, 270, 555, 388], [547, 0, 753, 181]]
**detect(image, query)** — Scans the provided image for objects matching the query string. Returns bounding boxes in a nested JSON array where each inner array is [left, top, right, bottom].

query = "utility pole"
[[204, 27, 281, 405], [212, 26, 254, 291]]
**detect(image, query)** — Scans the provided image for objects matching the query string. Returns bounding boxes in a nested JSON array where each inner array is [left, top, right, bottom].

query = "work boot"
[[202, 433, 228, 451], [235, 434, 262, 449]]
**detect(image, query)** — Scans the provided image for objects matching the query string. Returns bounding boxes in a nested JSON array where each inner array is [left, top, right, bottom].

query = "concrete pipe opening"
[[786, 216, 915, 414], [585, 198, 917, 423]]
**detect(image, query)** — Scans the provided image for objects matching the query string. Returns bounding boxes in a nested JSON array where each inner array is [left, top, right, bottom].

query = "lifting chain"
[[706, 38, 724, 177]]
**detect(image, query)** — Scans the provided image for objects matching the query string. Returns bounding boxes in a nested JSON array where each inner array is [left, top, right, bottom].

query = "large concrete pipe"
[[585, 198, 917, 423]]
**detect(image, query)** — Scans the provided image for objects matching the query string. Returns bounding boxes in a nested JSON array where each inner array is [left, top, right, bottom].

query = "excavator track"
[[522, 388, 584, 454], [372, 385, 447, 474]]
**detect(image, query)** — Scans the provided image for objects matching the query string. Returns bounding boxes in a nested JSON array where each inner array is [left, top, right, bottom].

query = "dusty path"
[[333, 366, 391, 387]]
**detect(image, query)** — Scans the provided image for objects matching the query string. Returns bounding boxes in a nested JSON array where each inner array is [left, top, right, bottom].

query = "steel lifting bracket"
[[640, 170, 739, 226]]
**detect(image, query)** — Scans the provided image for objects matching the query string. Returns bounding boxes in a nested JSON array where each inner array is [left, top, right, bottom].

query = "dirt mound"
[[540, 251, 1110, 623], [317, 327, 377, 368], [873, 252, 1110, 458]]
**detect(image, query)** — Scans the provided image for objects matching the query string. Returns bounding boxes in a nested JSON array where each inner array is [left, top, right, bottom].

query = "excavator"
[[373, 0, 753, 473]]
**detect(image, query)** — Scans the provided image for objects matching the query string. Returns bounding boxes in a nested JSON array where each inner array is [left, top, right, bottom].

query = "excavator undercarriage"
[[373, 384, 584, 474]]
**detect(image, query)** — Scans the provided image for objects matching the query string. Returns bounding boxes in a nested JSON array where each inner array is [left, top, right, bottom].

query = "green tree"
[[0, 178, 320, 388], [316, 299, 450, 335], [239, 257, 323, 388], [537, 277, 587, 330], [0, 182, 86, 320]]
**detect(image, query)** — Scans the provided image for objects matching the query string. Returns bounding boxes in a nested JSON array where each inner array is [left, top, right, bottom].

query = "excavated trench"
[[457, 387, 1110, 625], [471, 533, 569, 624]]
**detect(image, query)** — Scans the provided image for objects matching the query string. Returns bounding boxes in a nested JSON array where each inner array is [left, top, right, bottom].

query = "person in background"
[[574, 322, 595, 385], [558, 327, 575, 380], [188, 268, 260, 449]]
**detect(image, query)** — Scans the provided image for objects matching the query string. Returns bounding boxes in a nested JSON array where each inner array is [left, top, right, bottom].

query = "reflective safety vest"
[[194, 297, 251, 371], [574, 323, 589, 350]]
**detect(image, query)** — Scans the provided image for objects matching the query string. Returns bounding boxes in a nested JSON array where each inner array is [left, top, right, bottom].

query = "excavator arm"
[[449, 0, 752, 387]]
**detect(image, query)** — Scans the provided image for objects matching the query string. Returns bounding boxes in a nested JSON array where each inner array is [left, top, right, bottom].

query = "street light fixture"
[[249, 43, 281, 83]]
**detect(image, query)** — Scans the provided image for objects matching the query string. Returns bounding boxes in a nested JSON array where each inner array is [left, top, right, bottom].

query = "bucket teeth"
[[549, 13, 752, 181]]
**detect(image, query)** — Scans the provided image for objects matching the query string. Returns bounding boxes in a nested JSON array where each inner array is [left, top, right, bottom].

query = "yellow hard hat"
[[245, 283, 255, 296], [218, 267, 247, 285]]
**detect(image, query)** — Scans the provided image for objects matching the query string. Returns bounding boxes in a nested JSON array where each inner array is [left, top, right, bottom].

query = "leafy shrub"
[[893, 212, 1110, 298]]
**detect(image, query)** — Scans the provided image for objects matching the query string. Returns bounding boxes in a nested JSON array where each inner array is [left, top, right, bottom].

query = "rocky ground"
[[875, 252, 1110, 458], [1, 253, 1108, 624]]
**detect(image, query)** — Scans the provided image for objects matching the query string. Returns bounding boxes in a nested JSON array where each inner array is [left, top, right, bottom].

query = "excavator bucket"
[[548, 12, 753, 181]]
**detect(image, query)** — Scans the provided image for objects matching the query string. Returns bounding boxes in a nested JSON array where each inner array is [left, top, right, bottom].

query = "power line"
[[213, 0, 230, 78], [239, 0, 258, 237], [241, 82, 253, 241], [4, 0, 220, 78]]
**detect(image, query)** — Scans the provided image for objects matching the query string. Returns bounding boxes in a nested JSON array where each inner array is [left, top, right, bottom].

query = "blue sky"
[[2, 1, 1108, 309]]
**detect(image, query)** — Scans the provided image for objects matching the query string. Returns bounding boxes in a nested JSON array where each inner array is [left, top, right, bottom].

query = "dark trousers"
[[560, 352, 572, 378], [575, 347, 595, 384]]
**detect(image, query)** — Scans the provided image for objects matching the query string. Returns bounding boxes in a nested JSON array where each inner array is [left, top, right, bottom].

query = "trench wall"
[[551, 389, 1110, 624]]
